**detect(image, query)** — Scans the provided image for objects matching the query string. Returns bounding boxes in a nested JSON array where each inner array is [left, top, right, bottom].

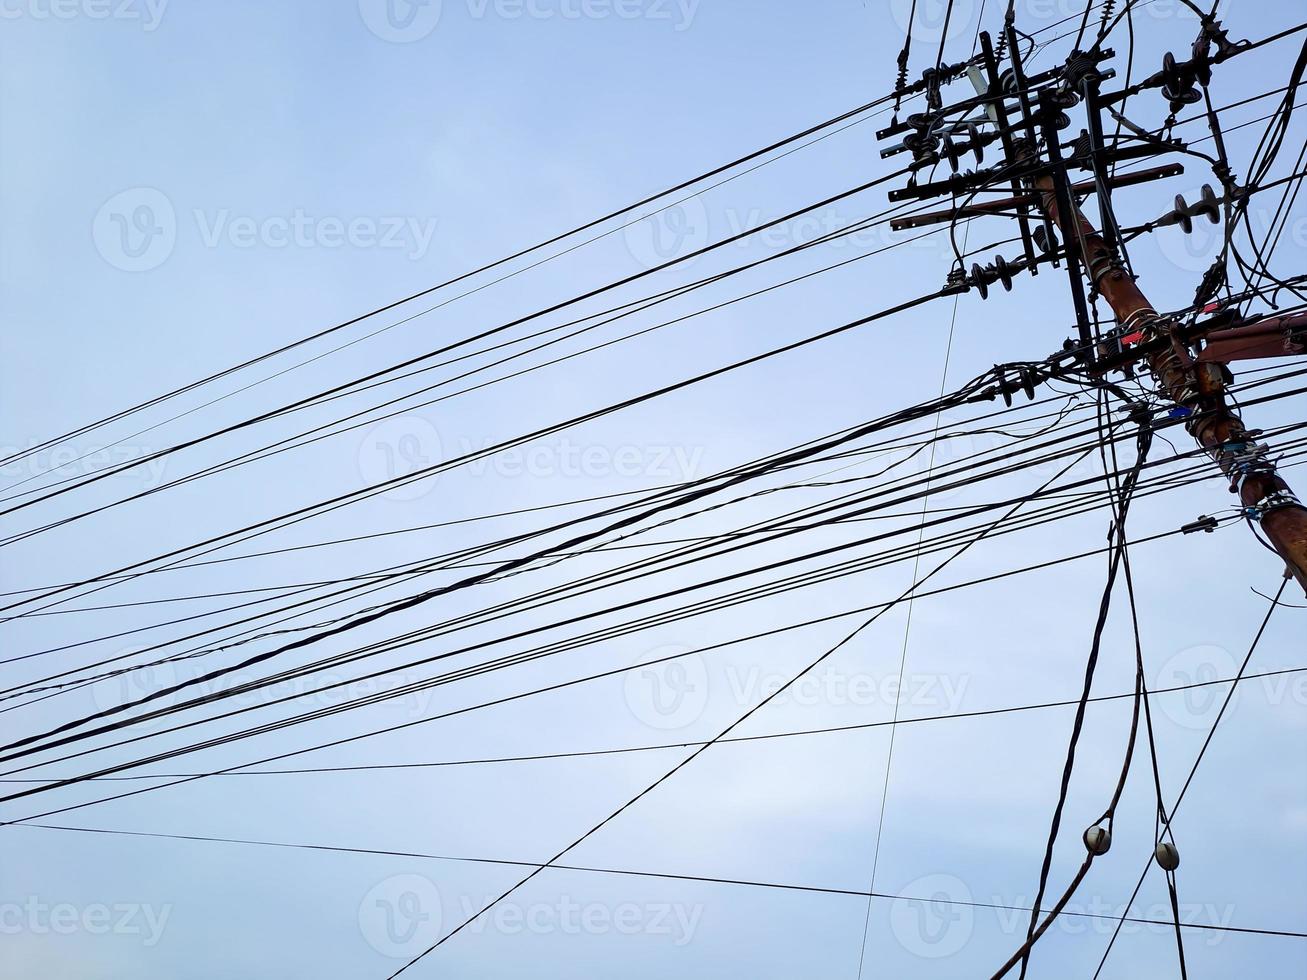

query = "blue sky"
[[1, 1, 1305, 977]]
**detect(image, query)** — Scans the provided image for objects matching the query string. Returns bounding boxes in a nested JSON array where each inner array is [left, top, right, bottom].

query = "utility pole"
[[1024, 92, 1307, 596], [1028, 159, 1307, 594], [878, 25, 1307, 594]]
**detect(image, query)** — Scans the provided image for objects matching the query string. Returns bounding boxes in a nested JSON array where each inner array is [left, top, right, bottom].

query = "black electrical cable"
[[0, 494, 1262, 824], [0, 300, 994, 756], [0, 399, 1216, 757], [11, 402, 1306, 780], [0, 167, 917, 528], [7, 660, 1303, 784], [10, 386, 1307, 799], [12, 822, 1307, 943], [380, 451, 1089, 979], [42, 422, 1307, 796], [1089, 577, 1291, 979], [0, 281, 957, 621], [3, 391, 1099, 681], [1016, 412, 1152, 979], [1, 91, 909, 474]]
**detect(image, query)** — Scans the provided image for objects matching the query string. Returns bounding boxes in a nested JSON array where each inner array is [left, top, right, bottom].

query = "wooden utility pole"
[[881, 30, 1307, 594], [1024, 96, 1307, 594]]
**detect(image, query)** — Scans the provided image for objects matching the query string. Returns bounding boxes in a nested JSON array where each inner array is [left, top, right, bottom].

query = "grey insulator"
[[1155, 842, 1181, 871]]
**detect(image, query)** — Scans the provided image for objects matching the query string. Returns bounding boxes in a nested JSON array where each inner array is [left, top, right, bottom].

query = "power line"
[[12, 821, 1307, 941], [1, 662, 1299, 783]]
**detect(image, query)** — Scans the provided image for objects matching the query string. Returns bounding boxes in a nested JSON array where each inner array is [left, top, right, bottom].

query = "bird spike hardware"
[[877, 27, 1307, 593]]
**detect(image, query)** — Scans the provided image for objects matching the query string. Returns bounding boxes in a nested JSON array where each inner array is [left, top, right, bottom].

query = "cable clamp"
[[1246, 490, 1305, 522], [1222, 440, 1271, 494], [1180, 515, 1218, 534]]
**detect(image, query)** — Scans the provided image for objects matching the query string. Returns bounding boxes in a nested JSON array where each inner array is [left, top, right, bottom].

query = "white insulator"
[[1084, 825, 1112, 856]]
